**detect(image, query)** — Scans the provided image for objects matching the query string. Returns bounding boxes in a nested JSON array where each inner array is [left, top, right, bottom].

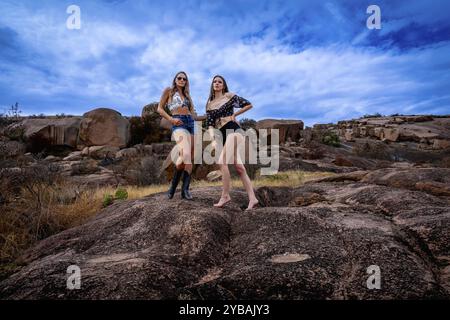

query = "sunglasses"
[[177, 76, 187, 81]]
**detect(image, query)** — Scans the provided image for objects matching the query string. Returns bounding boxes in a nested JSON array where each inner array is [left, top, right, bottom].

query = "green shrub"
[[322, 132, 340, 147], [115, 188, 128, 200], [102, 194, 114, 207]]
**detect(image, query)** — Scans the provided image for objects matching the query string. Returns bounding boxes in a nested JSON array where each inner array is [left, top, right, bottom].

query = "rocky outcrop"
[[5, 118, 82, 148], [81, 146, 120, 160], [141, 102, 172, 130], [141, 103, 159, 118], [63, 151, 82, 161], [78, 108, 130, 149], [337, 116, 450, 149], [256, 119, 304, 144], [115, 147, 138, 159], [1, 167, 448, 299]]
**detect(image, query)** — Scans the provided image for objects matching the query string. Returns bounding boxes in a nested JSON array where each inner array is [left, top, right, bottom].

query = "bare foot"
[[214, 196, 231, 208], [246, 199, 259, 210]]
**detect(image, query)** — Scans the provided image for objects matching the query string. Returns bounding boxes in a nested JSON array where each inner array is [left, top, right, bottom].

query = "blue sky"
[[0, 0, 449, 126]]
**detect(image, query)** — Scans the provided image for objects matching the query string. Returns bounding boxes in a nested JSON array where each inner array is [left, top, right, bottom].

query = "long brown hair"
[[170, 71, 194, 112], [207, 75, 229, 104]]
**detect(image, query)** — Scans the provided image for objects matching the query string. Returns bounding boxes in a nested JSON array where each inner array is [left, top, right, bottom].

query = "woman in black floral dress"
[[206, 75, 259, 210]]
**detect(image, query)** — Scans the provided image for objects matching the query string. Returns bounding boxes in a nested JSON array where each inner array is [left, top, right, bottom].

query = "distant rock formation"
[[3, 108, 131, 150], [78, 108, 130, 149], [336, 115, 450, 149], [256, 119, 304, 144], [5, 117, 82, 148]]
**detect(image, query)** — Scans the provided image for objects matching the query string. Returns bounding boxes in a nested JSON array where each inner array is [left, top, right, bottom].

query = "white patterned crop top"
[[166, 91, 191, 113]]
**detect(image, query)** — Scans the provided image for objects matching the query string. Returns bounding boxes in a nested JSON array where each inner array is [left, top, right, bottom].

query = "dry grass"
[[92, 170, 336, 198], [193, 170, 335, 189]]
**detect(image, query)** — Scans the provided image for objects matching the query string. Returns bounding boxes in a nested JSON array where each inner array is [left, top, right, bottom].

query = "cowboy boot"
[[181, 170, 193, 200], [168, 169, 183, 199]]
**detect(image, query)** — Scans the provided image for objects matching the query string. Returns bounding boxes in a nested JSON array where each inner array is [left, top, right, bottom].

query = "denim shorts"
[[171, 114, 195, 135]]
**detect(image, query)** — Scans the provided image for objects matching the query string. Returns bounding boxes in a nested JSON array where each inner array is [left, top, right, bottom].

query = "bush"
[[115, 188, 128, 200], [322, 132, 340, 147], [0, 159, 108, 266], [102, 194, 114, 207], [0, 161, 62, 262], [361, 112, 383, 118]]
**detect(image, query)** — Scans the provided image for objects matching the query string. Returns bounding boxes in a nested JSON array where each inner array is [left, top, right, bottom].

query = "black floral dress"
[[206, 94, 251, 143]]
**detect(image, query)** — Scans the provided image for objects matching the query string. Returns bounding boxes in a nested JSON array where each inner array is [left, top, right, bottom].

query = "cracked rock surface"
[[1, 168, 449, 299]]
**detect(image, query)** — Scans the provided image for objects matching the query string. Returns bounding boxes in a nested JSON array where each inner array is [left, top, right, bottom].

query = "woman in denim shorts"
[[157, 71, 203, 200]]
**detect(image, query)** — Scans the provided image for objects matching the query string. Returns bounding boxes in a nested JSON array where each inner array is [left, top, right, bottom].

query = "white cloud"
[[1, 0, 449, 125]]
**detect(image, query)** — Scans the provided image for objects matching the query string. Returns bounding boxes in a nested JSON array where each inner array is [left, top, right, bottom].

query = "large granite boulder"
[[5, 118, 81, 148], [141, 102, 173, 136], [78, 108, 130, 149], [256, 119, 304, 144], [141, 103, 159, 118]]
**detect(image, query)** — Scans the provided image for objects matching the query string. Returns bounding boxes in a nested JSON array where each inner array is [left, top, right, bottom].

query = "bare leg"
[[231, 133, 258, 210], [234, 163, 258, 210], [214, 163, 232, 207], [173, 130, 192, 171], [186, 134, 194, 174], [182, 140, 192, 174], [214, 143, 232, 207]]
